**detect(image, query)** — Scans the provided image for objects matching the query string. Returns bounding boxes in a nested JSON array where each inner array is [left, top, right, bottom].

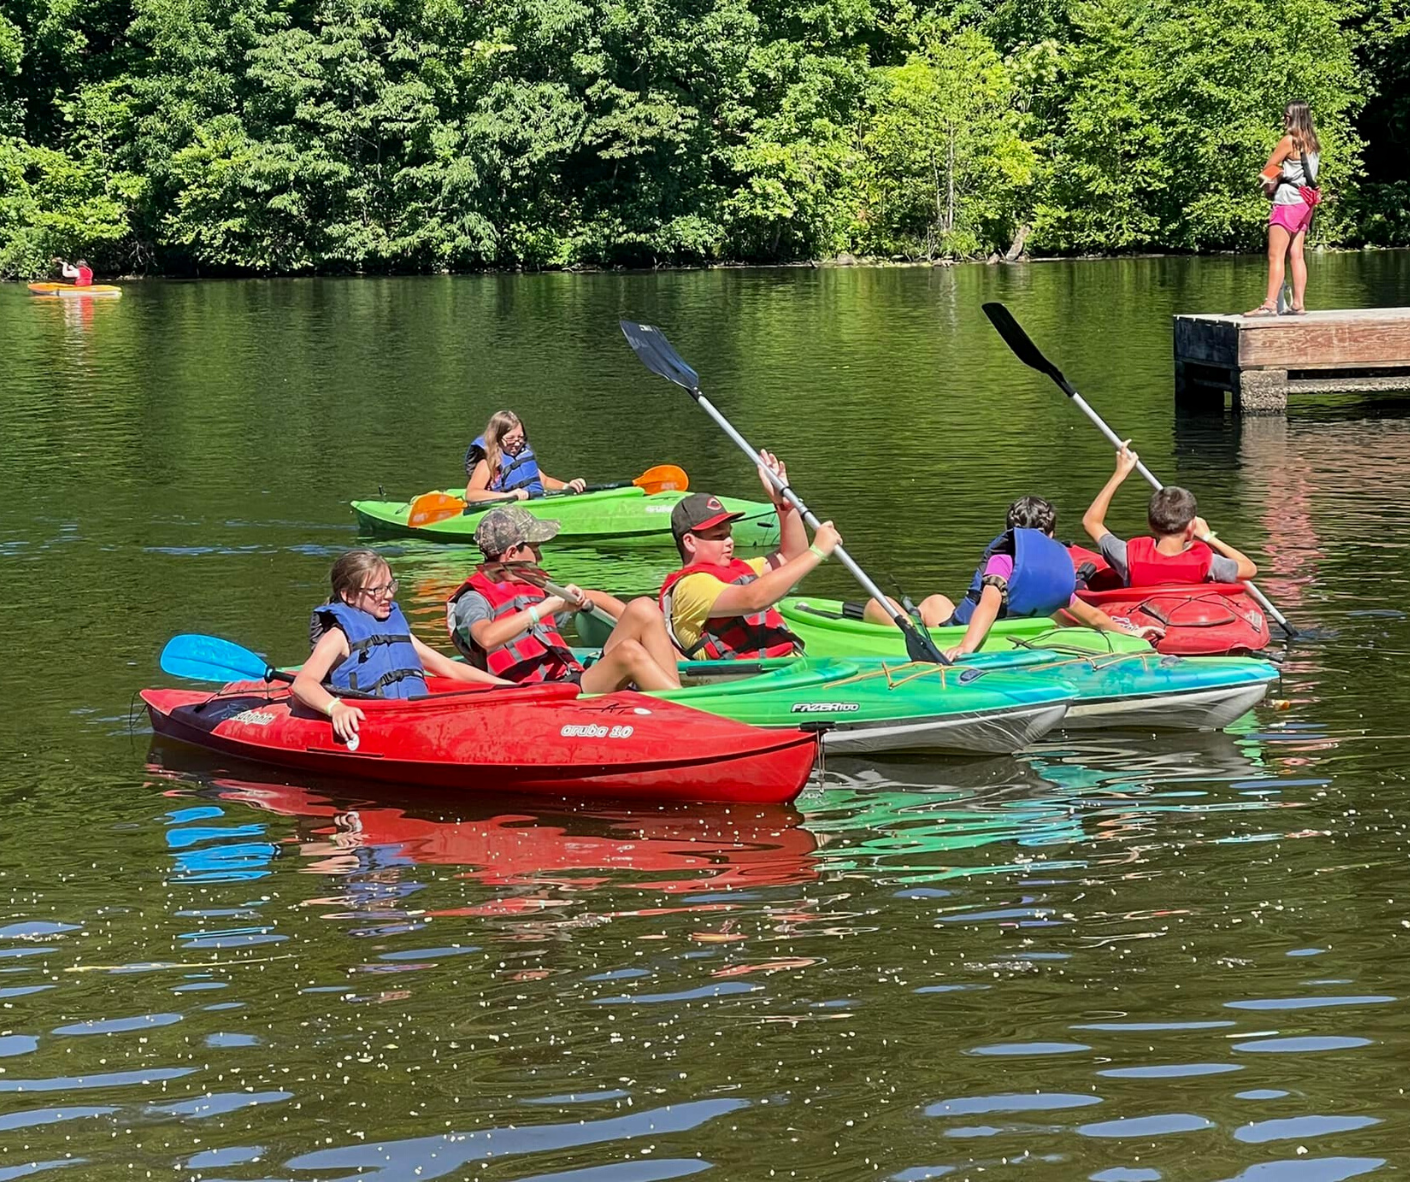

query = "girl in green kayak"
[[464, 410, 587, 504]]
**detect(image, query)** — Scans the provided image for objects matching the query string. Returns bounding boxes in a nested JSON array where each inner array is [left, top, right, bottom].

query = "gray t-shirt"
[[448, 591, 571, 662], [1097, 532, 1240, 584]]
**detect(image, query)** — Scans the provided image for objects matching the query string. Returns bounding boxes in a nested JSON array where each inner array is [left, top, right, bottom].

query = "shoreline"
[[5, 243, 1401, 285]]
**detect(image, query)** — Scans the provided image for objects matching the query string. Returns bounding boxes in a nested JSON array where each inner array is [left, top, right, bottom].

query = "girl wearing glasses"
[[293, 550, 506, 741], [463, 410, 588, 504]]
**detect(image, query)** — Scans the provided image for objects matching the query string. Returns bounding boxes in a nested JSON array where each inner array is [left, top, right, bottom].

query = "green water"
[[3, 256, 1409, 1180]]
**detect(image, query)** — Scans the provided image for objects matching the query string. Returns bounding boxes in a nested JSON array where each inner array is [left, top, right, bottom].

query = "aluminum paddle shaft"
[[981, 302, 1296, 639], [620, 320, 946, 664]]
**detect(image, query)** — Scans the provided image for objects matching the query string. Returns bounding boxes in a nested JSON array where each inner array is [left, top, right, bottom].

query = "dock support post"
[[1233, 368, 1288, 415]]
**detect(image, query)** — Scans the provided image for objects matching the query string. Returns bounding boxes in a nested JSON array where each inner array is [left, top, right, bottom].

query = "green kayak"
[[595, 655, 1076, 756], [352, 486, 781, 544], [776, 597, 1279, 731]]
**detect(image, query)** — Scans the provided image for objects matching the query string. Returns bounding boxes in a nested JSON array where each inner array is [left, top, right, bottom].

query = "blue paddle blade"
[[160, 634, 273, 684], [620, 321, 701, 391]]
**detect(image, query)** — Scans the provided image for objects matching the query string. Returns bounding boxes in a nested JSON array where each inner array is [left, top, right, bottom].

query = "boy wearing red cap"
[[658, 453, 841, 659]]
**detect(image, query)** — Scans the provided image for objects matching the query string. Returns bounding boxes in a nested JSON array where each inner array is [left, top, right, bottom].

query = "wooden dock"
[[1174, 307, 1410, 413]]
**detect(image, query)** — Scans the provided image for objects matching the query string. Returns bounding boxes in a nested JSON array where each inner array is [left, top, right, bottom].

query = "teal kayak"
[[352, 486, 780, 544], [775, 597, 1279, 731], [596, 655, 1076, 755]]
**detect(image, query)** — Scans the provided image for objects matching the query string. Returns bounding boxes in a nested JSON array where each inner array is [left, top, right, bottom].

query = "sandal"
[[1243, 302, 1278, 317], [1289, 305, 1308, 316]]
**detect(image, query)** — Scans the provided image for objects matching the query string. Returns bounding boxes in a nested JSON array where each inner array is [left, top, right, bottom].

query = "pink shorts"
[[1270, 202, 1312, 235]]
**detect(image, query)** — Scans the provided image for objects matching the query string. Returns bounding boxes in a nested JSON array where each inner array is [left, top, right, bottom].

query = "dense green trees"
[[0, 0, 1400, 274]]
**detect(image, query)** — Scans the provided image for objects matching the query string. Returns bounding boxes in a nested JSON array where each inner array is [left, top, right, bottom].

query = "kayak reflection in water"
[[658, 452, 840, 660], [849, 496, 1163, 661], [292, 549, 508, 741], [463, 409, 587, 504], [446, 505, 682, 693]]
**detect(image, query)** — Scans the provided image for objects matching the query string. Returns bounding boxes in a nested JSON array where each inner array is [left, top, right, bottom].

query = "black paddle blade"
[[981, 303, 1070, 390], [620, 321, 701, 392], [900, 620, 948, 665]]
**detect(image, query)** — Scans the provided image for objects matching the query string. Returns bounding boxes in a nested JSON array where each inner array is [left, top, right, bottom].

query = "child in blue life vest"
[[854, 496, 1163, 660], [293, 549, 507, 742], [1082, 442, 1258, 588], [659, 453, 841, 660], [463, 410, 587, 504], [447, 506, 682, 692]]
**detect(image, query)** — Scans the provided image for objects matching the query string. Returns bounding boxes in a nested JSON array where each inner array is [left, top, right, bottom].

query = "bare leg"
[[581, 638, 679, 693], [1248, 225, 1290, 314], [862, 593, 955, 628], [1289, 230, 1308, 310], [601, 597, 681, 686]]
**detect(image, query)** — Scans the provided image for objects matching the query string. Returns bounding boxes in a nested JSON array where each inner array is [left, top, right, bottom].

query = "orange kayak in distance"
[[27, 282, 123, 297]]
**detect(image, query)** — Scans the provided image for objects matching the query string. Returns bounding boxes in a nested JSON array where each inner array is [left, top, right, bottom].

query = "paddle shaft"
[[538, 576, 619, 628], [690, 389, 946, 659], [991, 308, 1295, 638], [476, 563, 619, 628]]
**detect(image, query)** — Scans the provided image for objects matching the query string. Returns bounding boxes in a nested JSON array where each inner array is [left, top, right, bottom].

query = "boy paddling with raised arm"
[[447, 505, 682, 692], [1082, 442, 1258, 587], [659, 453, 840, 659]]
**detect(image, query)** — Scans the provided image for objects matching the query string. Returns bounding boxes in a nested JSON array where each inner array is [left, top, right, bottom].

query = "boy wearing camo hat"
[[446, 505, 681, 692]]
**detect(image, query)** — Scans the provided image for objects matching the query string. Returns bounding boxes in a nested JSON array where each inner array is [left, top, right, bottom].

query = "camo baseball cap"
[[473, 505, 560, 556]]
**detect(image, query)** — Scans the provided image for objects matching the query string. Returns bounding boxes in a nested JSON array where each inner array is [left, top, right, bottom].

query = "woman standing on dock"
[[1247, 101, 1320, 317]]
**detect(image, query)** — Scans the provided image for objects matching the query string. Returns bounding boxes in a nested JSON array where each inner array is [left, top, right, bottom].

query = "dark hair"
[[1006, 496, 1057, 534], [1148, 487, 1198, 535]]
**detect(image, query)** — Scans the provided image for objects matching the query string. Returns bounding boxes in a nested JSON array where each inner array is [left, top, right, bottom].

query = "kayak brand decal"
[[791, 702, 860, 713], [231, 709, 277, 726], [560, 724, 635, 739]]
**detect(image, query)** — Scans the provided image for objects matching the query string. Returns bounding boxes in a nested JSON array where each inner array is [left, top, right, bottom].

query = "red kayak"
[[1064, 544, 1270, 655], [142, 678, 818, 805], [1065, 584, 1271, 656]]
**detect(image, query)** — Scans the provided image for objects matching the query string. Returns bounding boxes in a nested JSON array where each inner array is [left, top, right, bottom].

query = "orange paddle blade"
[[634, 464, 688, 495], [408, 491, 466, 527]]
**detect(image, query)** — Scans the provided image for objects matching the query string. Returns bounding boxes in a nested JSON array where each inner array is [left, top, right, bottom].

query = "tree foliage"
[[0, 0, 1395, 275]]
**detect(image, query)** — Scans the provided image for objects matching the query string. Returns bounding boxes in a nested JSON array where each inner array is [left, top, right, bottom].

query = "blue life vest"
[[951, 528, 1076, 625], [465, 435, 544, 498], [316, 601, 428, 699]]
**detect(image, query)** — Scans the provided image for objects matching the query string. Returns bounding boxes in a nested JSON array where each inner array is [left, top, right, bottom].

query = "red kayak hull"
[[1066, 583, 1272, 656], [141, 679, 817, 805]]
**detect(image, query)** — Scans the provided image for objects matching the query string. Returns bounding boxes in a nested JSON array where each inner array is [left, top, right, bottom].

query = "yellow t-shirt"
[[667, 557, 770, 654]]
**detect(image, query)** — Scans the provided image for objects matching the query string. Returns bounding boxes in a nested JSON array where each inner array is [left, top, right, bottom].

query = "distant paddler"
[[54, 257, 95, 288], [464, 410, 587, 503]]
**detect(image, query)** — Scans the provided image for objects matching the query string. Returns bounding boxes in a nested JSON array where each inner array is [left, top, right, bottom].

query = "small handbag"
[[1296, 149, 1321, 206]]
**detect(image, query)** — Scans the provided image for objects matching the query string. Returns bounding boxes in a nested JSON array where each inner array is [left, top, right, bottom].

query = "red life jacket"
[[658, 559, 801, 660], [446, 571, 583, 683], [1125, 536, 1215, 586], [74, 266, 93, 287]]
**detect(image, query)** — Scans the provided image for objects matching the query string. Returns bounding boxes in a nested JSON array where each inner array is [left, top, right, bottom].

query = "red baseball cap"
[[670, 494, 746, 541]]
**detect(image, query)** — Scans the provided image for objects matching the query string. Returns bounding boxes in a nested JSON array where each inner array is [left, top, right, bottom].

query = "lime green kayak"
[[602, 656, 1076, 755], [352, 486, 780, 544], [775, 597, 1279, 731]]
